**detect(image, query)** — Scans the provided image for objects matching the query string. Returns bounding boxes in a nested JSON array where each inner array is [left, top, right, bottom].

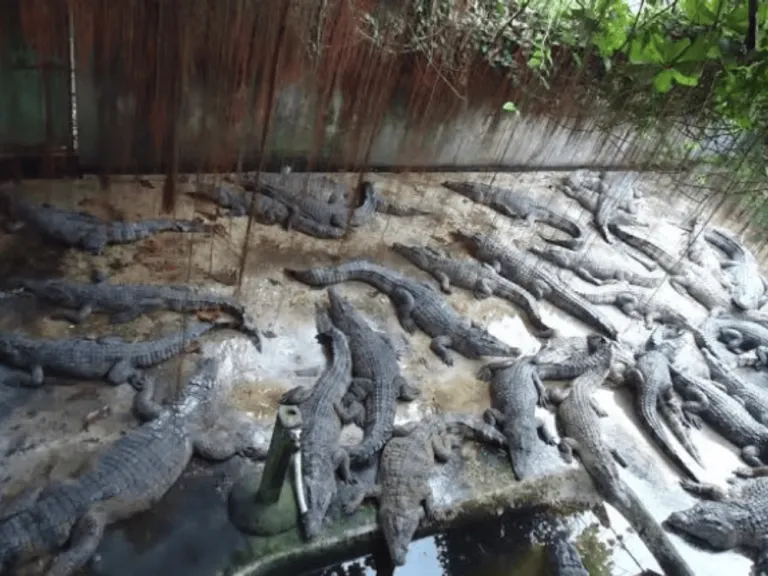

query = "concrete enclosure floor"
[[0, 171, 758, 575]]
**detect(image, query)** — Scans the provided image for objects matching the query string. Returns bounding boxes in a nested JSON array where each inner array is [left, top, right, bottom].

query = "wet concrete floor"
[[0, 171, 760, 575]]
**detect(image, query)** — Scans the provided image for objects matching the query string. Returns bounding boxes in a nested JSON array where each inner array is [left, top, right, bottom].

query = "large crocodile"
[[479, 357, 559, 480], [0, 357, 264, 576], [326, 287, 419, 465], [285, 260, 519, 365], [530, 244, 662, 287], [456, 231, 618, 338], [705, 227, 766, 310], [549, 338, 696, 576], [19, 277, 261, 351], [625, 343, 702, 480], [573, 282, 690, 329], [0, 319, 233, 387], [442, 180, 587, 249], [341, 413, 506, 566], [701, 348, 768, 426], [279, 303, 353, 539], [391, 242, 556, 337], [191, 184, 345, 239], [610, 224, 732, 310], [671, 368, 768, 466], [664, 466, 768, 574], [1, 188, 207, 254]]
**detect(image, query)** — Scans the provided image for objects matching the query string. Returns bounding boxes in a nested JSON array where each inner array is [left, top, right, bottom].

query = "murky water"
[[300, 507, 612, 576]]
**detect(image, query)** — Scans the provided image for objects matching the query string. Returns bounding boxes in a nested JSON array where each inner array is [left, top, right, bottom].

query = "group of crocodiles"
[[2, 172, 768, 575]]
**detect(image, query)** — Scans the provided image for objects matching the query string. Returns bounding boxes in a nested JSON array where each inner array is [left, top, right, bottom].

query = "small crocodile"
[[664, 466, 768, 574], [1, 188, 207, 254], [456, 232, 618, 338], [341, 413, 506, 566], [556, 172, 646, 243], [286, 260, 519, 365], [573, 282, 690, 329], [549, 339, 696, 576], [544, 534, 590, 576], [391, 242, 556, 337], [701, 348, 768, 426], [279, 303, 353, 539], [671, 368, 768, 466], [19, 277, 261, 351], [0, 358, 263, 576], [705, 228, 766, 310], [534, 334, 633, 384], [191, 184, 345, 239], [479, 357, 559, 480], [625, 343, 702, 480], [442, 180, 587, 249], [326, 287, 419, 465], [610, 225, 732, 310], [0, 319, 233, 387], [530, 244, 662, 287]]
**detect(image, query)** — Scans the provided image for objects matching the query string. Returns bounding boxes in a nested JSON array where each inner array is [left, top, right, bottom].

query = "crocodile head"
[[380, 507, 423, 565], [19, 279, 78, 306], [391, 243, 430, 267], [302, 467, 336, 540], [441, 181, 485, 202], [663, 502, 741, 550]]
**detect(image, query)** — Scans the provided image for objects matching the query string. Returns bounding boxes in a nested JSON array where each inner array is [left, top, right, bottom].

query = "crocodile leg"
[[395, 376, 420, 401], [106, 359, 139, 385], [46, 509, 107, 576], [132, 376, 163, 421], [391, 288, 417, 334], [432, 433, 455, 462], [590, 398, 608, 418], [334, 400, 361, 425], [741, 445, 765, 467], [193, 428, 244, 461], [333, 449, 352, 481], [341, 483, 381, 514], [2, 365, 44, 388], [536, 418, 558, 445], [483, 407, 505, 428], [678, 479, 728, 501], [532, 371, 549, 408], [558, 436, 580, 463], [575, 267, 608, 286], [720, 328, 745, 352], [472, 279, 493, 299], [50, 303, 93, 324], [430, 336, 455, 366], [432, 271, 451, 294]]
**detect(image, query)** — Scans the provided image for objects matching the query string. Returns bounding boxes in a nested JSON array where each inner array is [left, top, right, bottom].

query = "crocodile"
[[19, 277, 262, 351], [704, 227, 766, 310], [556, 172, 646, 243], [533, 334, 634, 384], [191, 184, 345, 239], [285, 260, 520, 365], [479, 357, 559, 480], [341, 413, 507, 566], [625, 344, 702, 480], [391, 242, 556, 337], [0, 319, 234, 387], [544, 535, 590, 576], [442, 180, 587, 249], [530, 244, 662, 287], [455, 231, 618, 338], [1, 188, 207, 255], [610, 224, 732, 310], [671, 368, 768, 466], [0, 357, 264, 576], [279, 303, 353, 539], [548, 338, 696, 576], [573, 282, 690, 329], [325, 287, 419, 465], [664, 466, 768, 574], [248, 174, 431, 223], [701, 347, 768, 426]]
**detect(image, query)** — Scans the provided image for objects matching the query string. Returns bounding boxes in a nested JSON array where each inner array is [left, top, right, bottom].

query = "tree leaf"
[[653, 69, 675, 93], [666, 38, 692, 63], [502, 101, 520, 114], [671, 68, 700, 87]]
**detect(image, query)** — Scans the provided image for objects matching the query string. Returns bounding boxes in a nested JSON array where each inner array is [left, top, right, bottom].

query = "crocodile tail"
[[348, 430, 389, 465], [608, 481, 696, 576], [537, 214, 586, 250], [550, 288, 618, 339], [637, 395, 700, 482], [285, 265, 349, 287], [610, 226, 677, 271], [491, 281, 555, 338]]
